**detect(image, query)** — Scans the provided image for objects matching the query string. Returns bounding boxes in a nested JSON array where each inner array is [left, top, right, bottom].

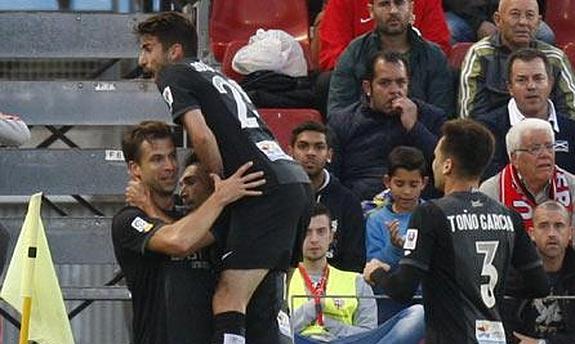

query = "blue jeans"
[[445, 11, 555, 45], [294, 304, 425, 344]]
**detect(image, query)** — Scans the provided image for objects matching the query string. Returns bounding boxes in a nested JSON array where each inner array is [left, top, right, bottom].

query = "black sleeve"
[[371, 264, 422, 304], [111, 207, 165, 256], [398, 202, 441, 272], [156, 64, 202, 124], [510, 212, 550, 298]]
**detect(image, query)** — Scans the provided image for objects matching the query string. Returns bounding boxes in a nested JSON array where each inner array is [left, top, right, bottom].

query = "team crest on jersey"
[[475, 320, 506, 344], [131, 217, 154, 233], [403, 229, 418, 250], [162, 86, 174, 112]]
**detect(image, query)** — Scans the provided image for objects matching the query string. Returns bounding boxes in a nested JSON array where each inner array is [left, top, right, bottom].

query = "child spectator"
[[366, 146, 427, 270]]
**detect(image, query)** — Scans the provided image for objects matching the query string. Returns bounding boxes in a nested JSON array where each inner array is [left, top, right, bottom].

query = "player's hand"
[[513, 332, 541, 344], [212, 161, 265, 205], [125, 180, 151, 209], [386, 220, 405, 248], [391, 97, 418, 131], [363, 258, 390, 285]]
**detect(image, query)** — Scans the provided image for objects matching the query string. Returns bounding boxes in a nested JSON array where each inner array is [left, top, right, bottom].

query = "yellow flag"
[[0, 193, 75, 344]]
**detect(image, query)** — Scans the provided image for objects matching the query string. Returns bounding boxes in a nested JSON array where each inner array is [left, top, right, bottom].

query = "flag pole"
[[18, 195, 41, 344]]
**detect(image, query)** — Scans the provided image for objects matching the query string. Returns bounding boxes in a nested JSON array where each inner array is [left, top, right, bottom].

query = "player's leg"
[[211, 268, 268, 344]]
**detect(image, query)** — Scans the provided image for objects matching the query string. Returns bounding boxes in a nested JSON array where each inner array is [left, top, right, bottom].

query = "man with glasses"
[[480, 118, 575, 232], [478, 48, 575, 178]]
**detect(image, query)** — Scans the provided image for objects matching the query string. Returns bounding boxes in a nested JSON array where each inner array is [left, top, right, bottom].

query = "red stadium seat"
[[221, 40, 248, 82], [545, 0, 575, 48], [563, 43, 575, 69], [448, 42, 473, 70], [258, 108, 323, 152], [209, 0, 310, 62]]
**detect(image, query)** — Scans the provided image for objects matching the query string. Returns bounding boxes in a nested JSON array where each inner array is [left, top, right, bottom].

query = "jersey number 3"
[[475, 241, 499, 309], [212, 75, 260, 129]]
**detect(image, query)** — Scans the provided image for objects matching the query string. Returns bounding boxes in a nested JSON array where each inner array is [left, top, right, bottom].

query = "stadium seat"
[[563, 42, 575, 68], [545, 0, 575, 48], [209, 0, 310, 62], [221, 40, 249, 82], [448, 42, 473, 70], [258, 108, 323, 152]]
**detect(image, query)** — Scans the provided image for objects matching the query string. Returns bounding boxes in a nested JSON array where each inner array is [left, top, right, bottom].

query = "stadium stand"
[[209, 0, 310, 62], [258, 108, 324, 152], [545, 0, 575, 48]]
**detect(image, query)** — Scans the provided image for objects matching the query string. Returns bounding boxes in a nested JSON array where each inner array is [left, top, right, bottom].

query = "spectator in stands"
[[443, 0, 554, 44], [503, 201, 575, 344], [289, 202, 425, 343], [459, 0, 575, 119], [112, 121, 265, 344], [319, 0, 450, 71], [290, 121, 366, 273], [479, 49, 575, 178], [329, 51, 446, 201], [326, 0, 454, 117], [365, 146, 427, 270], [480, 118, 575, 232], [0, 112, 30, 146]]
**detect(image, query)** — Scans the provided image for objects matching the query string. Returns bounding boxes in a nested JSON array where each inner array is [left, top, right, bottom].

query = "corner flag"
[[0, 193, 75, 344]]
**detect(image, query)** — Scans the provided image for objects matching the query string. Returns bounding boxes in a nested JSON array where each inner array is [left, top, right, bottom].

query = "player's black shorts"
[[222, 182, 313, 271]]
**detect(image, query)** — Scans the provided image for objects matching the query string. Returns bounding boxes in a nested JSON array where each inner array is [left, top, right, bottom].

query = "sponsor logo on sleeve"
[[131, 217, 154, 233], [403, 229, 418, 250], [162, 86, 174, 112]]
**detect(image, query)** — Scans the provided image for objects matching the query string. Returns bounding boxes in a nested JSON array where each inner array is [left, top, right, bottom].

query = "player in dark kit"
[[364, 119, 550, 344], [112, 121, 266, 343], [135, 12, 313, 344]]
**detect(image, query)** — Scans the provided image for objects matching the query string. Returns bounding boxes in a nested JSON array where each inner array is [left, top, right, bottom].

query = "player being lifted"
[[135, 12, 313, 344], [364, 119, 550, 344]]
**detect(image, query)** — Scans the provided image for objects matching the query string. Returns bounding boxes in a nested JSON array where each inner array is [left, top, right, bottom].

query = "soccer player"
[[364, 119, 550, 343], [135, 12, 313, 344]]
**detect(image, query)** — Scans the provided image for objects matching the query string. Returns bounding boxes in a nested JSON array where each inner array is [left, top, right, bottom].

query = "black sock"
[[211, 311, 246, 344]]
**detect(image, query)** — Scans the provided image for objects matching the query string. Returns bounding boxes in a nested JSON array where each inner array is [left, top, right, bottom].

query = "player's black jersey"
[[111, 206, 215, 344], [156, 59, 309, 191], [400, 191, 542, 344]]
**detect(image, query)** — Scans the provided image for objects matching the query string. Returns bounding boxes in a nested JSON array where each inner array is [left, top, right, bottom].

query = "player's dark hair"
[[122, 121, 175, 164], [184, 152, 200, 167], [363, 50, 410, 81], [312, 202, 332, 221], [388, 146, 426, 177], [439, 119, 494, 179], [135, 12, 198, 57], [290, 121, 332, 147], [507, 48, 553, 81]]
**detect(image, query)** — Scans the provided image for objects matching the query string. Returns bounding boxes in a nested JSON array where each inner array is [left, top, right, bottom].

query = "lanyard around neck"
[[298, 262, 330, 326]]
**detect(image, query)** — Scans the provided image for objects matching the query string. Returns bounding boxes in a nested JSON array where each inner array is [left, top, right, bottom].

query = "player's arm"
[[147, 161, 264, 257], [180, 109, 224, 176], [363, 203, 437, 303], [508, 212, 550, 298], [364, 261, 422, 303]]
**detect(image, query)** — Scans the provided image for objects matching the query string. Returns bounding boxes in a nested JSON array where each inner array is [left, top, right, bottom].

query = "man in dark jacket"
[[503, 200, 575, 344], [327, 0, 454, 117], [329, 51, 446, 201], [478, 48, 575, 179], [290, 121, 366, 273]]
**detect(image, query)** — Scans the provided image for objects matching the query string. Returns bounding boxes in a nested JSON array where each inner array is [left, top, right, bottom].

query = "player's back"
[[420, 191, 524, 343], [156, 59, 308, 191]]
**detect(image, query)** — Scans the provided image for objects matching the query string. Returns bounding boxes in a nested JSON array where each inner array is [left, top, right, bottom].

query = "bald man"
[[459, 0, 575, 119]]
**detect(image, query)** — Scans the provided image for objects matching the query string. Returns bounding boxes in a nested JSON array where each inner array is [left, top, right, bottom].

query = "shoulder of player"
[[112, 206, 152, 230]]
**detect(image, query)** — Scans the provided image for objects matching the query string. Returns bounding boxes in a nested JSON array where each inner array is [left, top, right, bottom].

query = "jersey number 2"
[[212, 75, 260, 129], [475, 241, 499, 308]]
